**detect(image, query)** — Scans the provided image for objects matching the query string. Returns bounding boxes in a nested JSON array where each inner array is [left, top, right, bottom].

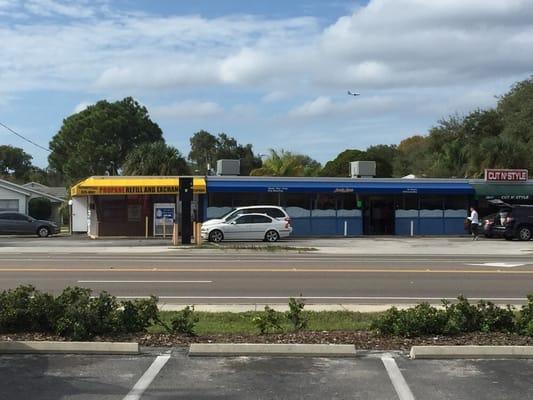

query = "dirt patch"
[[2, 331, 532, 350]]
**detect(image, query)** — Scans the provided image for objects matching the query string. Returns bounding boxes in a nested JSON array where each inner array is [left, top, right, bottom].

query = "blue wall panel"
[[336, 218, 363, 235], [311, 218, 337, 235], [290, 218, 312, 236], [445, 218, 467, 235], [419, 218, 444, 235], [395, 218, 418, 235]]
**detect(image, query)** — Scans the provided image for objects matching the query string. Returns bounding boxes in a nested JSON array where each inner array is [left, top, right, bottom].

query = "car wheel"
[[37, 226, 50, 238], [209, 229, 224, 243], [264, 230, 279, 242], [518, 226, 532, 241]]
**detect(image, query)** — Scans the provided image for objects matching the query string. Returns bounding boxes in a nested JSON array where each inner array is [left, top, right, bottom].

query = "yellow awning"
[[71, 176, 206, 196]]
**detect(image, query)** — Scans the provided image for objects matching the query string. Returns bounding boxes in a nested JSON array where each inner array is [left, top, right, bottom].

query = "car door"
[[0, 213, 16, 234], [249, 215, 273, 239], [11, 213, 34, 234], [224, 215, 254, 240]]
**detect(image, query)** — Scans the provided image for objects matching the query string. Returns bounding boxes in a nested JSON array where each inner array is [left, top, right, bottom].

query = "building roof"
[[205, 176, 474, 194], [0, 179, 64, 203], [22, 182, 67, 199], [70, 176, 206, 196]]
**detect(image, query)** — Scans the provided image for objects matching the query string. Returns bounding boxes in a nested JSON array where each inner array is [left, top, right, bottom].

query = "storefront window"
[[312, 194, 337, 217], [282, 193, 311, 217], [420, 195, 443, 210], [444, 196, 468, 210]]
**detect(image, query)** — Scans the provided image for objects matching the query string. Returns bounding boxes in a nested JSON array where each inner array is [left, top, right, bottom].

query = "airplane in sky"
[[347, 90, 360, 96]]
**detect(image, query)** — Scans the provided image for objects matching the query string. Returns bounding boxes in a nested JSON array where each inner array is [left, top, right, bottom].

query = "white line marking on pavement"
[[467, 262, 525, 268], [382, 355, 415, 400], [78, 280, 212, 283], [123, 354, 170, 400], [112, 295, 527, 301]]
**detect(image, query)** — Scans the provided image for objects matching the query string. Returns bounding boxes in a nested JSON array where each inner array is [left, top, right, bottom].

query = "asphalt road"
[[1, 252, 532, 305], [1, 350, 532, 400]]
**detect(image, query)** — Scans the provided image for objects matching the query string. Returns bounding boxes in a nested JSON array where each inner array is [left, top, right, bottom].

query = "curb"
[[410, 345, 533, 359], [189, 343, 356, 357], [0, 341, 139, 354]]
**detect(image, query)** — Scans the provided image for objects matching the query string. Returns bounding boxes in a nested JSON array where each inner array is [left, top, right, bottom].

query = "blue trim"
[[207, 179, 474, 195]]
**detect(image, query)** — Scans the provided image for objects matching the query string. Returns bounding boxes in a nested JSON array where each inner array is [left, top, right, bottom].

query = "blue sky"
[[0, 0, 532, 168]]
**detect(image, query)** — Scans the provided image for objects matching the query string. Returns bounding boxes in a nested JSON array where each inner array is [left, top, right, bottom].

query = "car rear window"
[[266, 208, 285, 218], [252, 215, 272, 223]]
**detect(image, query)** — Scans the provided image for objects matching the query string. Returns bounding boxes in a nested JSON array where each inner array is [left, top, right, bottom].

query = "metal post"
[[145, 216, 149, 238], [344, 220, 348, 236], [410, 220, 414, 237]]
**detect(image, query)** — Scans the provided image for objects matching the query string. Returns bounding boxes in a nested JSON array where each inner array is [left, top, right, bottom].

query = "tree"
[[48, 97, 163, 184], [320, 146, 396, 177], [188, 130, 218, 174], [188, 130, 261, 175], [392, 135, 430, 177], [122, 141, 191, 176], [250, 149, 320, 176], [0, 145, 33, 182]]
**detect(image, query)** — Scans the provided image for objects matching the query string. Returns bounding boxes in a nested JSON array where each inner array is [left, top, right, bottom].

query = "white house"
[[0, 179, 65, 224]]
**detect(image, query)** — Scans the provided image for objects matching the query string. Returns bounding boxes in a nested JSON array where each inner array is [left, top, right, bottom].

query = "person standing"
[[468, 206, 479, 240]]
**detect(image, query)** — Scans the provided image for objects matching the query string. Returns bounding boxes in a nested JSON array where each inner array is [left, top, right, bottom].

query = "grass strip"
[[150, 311, 381, 335]]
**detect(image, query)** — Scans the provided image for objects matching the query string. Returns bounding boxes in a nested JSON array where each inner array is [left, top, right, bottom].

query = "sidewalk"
[[0, 236, 531, 255]]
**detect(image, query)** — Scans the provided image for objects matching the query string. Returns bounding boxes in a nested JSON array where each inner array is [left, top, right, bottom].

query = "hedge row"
[[371, 295, 533, 337], [0, 286, 160, 340]]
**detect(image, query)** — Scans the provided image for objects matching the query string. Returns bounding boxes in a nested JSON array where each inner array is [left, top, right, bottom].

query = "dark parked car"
[[490, 205, 533, 241], [0, 212, 59, 237], [482, 208, 511, 238]]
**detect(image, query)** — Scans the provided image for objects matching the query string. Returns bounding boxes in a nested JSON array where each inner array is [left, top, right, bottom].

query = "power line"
[[0, 121, 51, 152]]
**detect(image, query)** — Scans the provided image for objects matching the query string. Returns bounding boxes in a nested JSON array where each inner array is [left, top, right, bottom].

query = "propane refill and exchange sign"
[[484, 169, 528, 182]]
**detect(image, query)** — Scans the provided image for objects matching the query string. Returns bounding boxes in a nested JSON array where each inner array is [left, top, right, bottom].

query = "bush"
[[253, 306, 282, 334], [0, 285, 57, 333], [169, 306, 199, 335], [287, 297, 308, 331], [372, 296, 519, 337], [371, 303, 447, 337], [518, 294, 533, 336], [118, 296, 160, 333], [28, 197, 52, 220]]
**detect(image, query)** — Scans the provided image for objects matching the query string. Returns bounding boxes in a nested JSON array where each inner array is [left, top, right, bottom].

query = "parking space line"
[[123, 354, 170, 400], [381, 355, 415, 400]]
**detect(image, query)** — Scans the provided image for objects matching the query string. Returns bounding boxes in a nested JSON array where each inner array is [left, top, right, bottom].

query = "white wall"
[[0, 186, 27, 213], [72, 196, 88, 232]]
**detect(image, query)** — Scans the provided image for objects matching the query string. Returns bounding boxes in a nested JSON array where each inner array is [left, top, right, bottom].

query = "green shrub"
[[253, 306, 282, 334], [118, 296, 160, 333], [169, 306, 199, 335], [518, 294, 533, 336], [0, 285, 57, 333], [443, 296, 482, 334], [371, 303, 447, 337], [287, 297, 308, 331], [28, 197, 52, 220], [476, 301, 515, 333]]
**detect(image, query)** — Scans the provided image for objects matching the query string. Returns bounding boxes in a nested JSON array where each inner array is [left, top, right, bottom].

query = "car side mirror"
[[231, 221, 237, 224], [27, 218, 33, 222]]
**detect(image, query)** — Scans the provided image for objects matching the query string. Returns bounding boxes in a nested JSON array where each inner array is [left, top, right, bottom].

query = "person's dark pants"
[[471, 223, 479, 238]]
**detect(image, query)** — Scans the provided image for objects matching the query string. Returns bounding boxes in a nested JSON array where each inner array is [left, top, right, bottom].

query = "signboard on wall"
[[484, 169, 528, 182], [77, 186, 179, 195], [153, 203, 176, 237]]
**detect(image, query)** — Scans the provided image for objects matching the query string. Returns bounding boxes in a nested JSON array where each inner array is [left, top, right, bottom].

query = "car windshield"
[[217, 209, 237, 220]]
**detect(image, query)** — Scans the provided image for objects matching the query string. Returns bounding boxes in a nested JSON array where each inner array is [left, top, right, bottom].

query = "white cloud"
[[262, 91, 289, 103], [151, 100, 223, 119]]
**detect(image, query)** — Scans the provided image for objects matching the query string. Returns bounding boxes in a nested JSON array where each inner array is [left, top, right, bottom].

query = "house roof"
[[22, 182, 67, 199], [0, 179, 64, 203]]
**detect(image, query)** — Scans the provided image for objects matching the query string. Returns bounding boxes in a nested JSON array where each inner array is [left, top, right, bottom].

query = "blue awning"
[[206, 179, 474, 195]]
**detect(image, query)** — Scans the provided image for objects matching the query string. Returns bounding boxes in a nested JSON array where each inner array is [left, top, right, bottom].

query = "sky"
[[1, 0, 532, 168]]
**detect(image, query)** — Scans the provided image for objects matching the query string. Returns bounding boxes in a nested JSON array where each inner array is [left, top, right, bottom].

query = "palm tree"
[[122, 141, 191, 176], [250, 149, 321, 176]]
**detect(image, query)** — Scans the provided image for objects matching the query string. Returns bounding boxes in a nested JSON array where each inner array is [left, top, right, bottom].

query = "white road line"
[[467, 262, 525, 268], [111, 295, 528, 301], [78, 280, 212, 283], [123, 354, 170, 400], [381, 355, 415, 400]]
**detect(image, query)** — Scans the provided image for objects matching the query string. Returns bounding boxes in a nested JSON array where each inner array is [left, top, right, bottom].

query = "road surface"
[[0, 252, 532, 305]]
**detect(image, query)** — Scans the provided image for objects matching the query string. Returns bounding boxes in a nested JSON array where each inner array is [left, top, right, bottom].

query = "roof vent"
[[350, 161, 376, 178], [216, 159, 240, 176]]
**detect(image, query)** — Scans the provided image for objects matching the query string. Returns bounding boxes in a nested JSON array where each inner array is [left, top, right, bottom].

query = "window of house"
[[0, 199, 19, 211]]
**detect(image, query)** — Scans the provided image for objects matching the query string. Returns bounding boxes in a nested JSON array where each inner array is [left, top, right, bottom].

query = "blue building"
[[205, 176, 474, 236]]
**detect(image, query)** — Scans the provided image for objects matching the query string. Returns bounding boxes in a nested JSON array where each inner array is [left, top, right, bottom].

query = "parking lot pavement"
[[2, 349, 533, 400]]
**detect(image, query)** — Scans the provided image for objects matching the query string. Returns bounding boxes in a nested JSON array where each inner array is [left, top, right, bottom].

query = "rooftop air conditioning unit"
[[350, 161, 376, 178], [216, 159, 240, 176]]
